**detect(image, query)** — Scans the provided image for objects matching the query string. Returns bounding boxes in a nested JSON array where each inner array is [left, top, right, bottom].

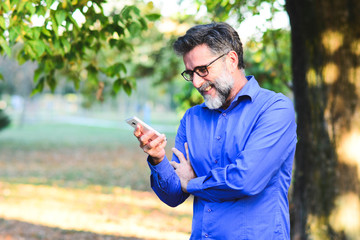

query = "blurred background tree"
[[0, 0, 160, 98], [0, 0, 359, 239]]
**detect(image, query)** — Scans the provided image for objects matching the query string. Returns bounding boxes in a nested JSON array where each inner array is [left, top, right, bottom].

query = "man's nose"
[[192, 74, 205, 89]]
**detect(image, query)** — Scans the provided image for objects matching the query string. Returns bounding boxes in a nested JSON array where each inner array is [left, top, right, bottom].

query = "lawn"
[[0, 121, 192, 239]]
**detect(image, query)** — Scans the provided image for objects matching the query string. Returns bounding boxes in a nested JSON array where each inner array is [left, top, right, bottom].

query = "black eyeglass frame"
[[181, 53, 227, 81]]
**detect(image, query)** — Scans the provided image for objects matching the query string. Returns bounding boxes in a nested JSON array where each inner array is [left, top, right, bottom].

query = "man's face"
[[183, 45, 234, 109]]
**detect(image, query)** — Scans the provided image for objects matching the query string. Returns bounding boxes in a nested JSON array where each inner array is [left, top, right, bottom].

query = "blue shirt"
[[148, 76, 297, 239]]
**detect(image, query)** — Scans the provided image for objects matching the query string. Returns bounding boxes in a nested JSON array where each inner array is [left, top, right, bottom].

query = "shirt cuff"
[[187, 175, 206, 194], [147, 155, 174, 181]]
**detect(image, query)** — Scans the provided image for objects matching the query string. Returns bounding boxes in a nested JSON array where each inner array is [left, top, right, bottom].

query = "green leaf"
[[50, 13, 59, 36], [114, 39, 133, 51], [53, 55, 64, 69], [28, 40, 46, 58], [28, 27, 42, 40], [11, 1, 29, 12], [41, 27, 52, 37], [25, 2, 36, 15], [55, 10, 67, 26], [86, 64, 98, 83], [46, 0, 55, 8], [121, 6, 133, 20], [122, 77, 136, 96], [0, 37, 11, 56], [0, 17, 6, 30], [127, 21, 141, 36], [113, 78, 122, 93], [132, 6, 140, 16], [31, 77, 45, 96], [113, 15, 120, 24], [72, 76, 80, 90], [68, 14, 80, 30], [36, 5, 47, 16], [145, 13, 161, 21], [1, 1, 10, 12], [105, 62, 127, 77], [138, 17, 148, 30], [46, 74, 57, 92], [11, 0, 20, 8], [34, 66, 44, 82], [9, 26, 21, 42], [118, 63, 127, 74], [61, 38, 71, 52], [113, 24, 125, 36], [0, 72, 3, 81], [24, 43, 37, 59], [44, 59, 55, 72], [109, 38, 117, 48], [123, 79, 132, 96]]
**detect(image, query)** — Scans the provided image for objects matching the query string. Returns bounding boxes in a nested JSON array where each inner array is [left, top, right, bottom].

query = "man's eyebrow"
[[186, 64, 207, 71]]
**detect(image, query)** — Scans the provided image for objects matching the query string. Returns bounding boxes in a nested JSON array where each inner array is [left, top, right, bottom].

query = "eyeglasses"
[[181, 53, 227, 81]]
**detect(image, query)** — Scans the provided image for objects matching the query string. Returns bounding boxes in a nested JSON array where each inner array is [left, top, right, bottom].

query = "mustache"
[[197, 81, 213, 94]]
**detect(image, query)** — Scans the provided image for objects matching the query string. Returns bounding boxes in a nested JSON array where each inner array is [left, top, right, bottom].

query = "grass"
[[1, 122, 140, 150], [0, 122, 176, 190], [0, 121, 192, 239]]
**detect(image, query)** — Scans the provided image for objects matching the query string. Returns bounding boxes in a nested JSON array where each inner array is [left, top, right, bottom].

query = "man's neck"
[[222, 70, 247, 109]]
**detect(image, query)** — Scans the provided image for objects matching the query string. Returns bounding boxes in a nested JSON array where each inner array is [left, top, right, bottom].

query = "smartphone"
[[125, 116, 161, 139]]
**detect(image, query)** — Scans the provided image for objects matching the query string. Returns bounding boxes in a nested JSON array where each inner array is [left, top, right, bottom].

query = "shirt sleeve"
[[186, 96, 297, 202], [148, 115, 190, 207]]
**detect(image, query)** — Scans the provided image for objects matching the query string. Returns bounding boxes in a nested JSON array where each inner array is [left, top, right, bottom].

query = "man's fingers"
[[148, 134, 166, 148], [172, 147, 186, 163], [170, 161, 178, 170], [134, 124, 143, 138], [139, 130, 155, 146], [185, 142, 190, 161], [159, 137, 167, 149]]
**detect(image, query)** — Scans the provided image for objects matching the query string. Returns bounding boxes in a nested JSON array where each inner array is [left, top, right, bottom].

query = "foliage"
[[245, 28, 291, 94], [174, 83, 203, 114], [118, 15, 200, 112], [194, 0, 284, 22], [0, 0, 160, 97]]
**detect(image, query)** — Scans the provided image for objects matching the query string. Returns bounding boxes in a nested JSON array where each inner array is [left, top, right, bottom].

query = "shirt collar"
[[233, 75, 259, 103], [201, 75, 260, 110]]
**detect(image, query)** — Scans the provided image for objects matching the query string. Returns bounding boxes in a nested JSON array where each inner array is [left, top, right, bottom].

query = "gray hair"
[[173, 22, 245, 69]]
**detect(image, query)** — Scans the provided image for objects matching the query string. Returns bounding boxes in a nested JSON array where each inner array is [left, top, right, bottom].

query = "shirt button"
[[205, 234, 209, 238], [214, 160, 218, 164], [207, 208, 212, 212], [216, 136, 221, 140], [222, 113, 226, 117]]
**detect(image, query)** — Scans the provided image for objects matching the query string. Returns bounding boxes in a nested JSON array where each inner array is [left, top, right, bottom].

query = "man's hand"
[[134, 124, 167, 165], [170, 143, 196, 193]]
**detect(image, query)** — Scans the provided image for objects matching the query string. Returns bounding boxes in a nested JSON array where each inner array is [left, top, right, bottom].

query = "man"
[[134, 22, 297, 239]]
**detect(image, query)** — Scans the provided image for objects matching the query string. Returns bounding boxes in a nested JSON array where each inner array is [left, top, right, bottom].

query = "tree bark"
[[286, 0, 360, 239]]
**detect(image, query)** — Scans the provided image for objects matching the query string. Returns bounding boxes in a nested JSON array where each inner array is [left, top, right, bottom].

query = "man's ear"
[[227, 51, 239, 73]]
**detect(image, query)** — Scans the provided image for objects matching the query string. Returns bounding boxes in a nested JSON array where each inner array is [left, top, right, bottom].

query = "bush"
[[0, 109, 10, 132]]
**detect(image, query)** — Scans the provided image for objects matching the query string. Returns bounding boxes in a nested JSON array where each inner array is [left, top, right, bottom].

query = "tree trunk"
[[286, 0, 360, 239]]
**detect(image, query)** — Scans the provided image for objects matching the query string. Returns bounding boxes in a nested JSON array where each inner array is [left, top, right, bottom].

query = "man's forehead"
[[183, 45, 215, 69]]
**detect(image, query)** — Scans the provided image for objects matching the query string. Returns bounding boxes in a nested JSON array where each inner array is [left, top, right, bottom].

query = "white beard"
[[199, 70, 234, 109]]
